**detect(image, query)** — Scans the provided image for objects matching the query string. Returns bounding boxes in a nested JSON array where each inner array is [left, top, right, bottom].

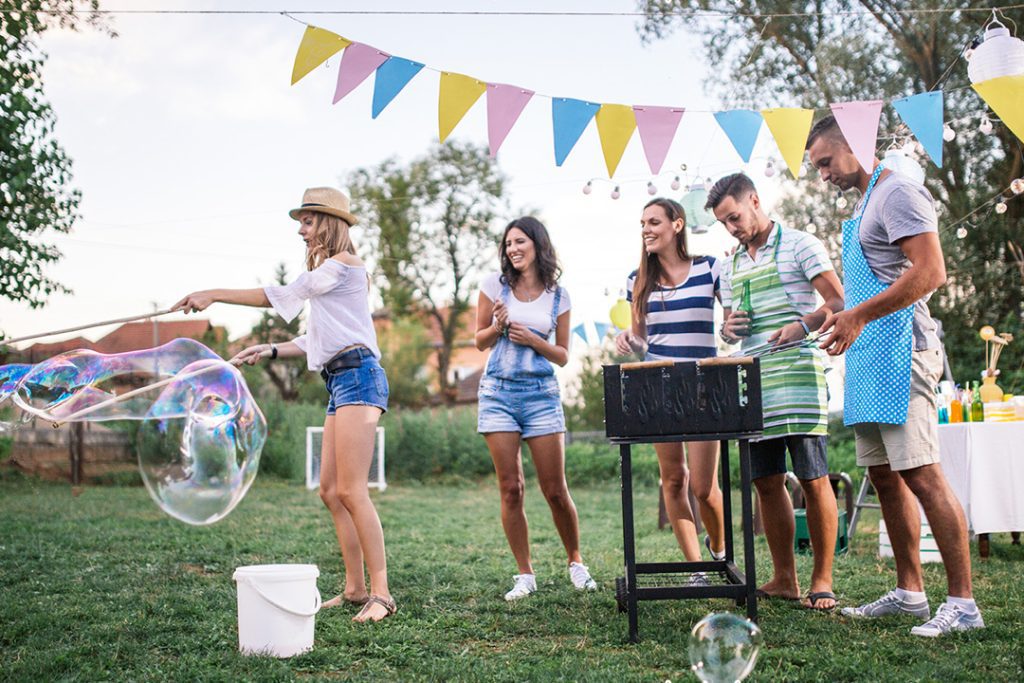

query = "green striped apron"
[[732, 224, 828, 439]]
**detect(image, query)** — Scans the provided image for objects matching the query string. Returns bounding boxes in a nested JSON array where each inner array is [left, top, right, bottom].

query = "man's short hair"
[[704, 172, 757, 211], [806, 115, 844, 150]]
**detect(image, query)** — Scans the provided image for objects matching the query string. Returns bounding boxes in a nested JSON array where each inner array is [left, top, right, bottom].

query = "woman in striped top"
[[614, 198, 726, 571]]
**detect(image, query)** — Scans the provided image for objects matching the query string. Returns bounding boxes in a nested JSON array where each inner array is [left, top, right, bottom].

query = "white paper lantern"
[[679, 184, 716, 234], [881, 148, 926, 184], [967, 23, 1024, 83]]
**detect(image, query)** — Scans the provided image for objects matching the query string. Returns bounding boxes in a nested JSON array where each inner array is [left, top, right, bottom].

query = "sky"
[[2, 0, 815, 375]]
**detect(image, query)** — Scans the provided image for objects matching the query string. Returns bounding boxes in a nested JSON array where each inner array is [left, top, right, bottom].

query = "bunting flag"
[[438, 72, 487, 143], [762, 108, 814, 178], [972, 75, 1024, 148], [486, 83, 534, 158], [372, 57, 425, 119], [633, 106, 685, 174], [830, 100, 884, 173], [333, 43, 390, 104], [595, 104, 637, 177], [291, 26, 351, 85], [552, 97, 601, 166], [713, 110, 763, 162], [593, 322, 611, 341], [891, 91, 944, 168], [572, 323, 589, 345]]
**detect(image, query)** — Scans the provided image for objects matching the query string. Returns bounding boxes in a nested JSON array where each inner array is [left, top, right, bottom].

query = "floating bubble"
[[688, 612, 763, 683], [0, 339, 265, 525]]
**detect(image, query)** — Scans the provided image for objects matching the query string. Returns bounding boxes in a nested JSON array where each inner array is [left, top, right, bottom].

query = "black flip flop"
[[804, 591, 837, 611]]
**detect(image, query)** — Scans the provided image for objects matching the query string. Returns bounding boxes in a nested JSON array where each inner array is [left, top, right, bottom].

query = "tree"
[[0, 1, 114, 308], [244, 263, 310, 402], [348, 141, 509, 403], [376, 315, 432, 409], [639, 1, 1024, 391]]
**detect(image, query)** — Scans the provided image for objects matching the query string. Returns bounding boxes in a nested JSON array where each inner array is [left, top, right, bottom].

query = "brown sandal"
[[353, 595, 397, 622]]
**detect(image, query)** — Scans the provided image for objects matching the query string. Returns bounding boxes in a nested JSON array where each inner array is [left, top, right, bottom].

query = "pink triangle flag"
[[632, 106, 685, 174], [486, 83, 534, 158], [829, 100, 884, 173], [333, 42, 390, 104]]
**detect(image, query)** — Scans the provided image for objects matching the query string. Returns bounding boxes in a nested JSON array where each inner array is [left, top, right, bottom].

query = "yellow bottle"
[[949, 395, 963, 423]]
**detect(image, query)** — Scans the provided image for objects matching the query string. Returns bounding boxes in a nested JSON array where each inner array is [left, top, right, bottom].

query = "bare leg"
[[328, 405, 391, 623], [686, 440, 725, 556], [900, 464, 973, 598], [318, 415, 368, 608], [485, 432, 532, 574], [527, 432, 583, 565], [869, 464, 924, 593], [753, 474, 800, 599], [800, 476, 838, 608], [656, 442, 701, 561]]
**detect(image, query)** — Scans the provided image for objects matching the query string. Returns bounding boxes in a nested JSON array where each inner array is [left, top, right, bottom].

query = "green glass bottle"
[[971, 381, 985, 422], [739, 280, 754, 317]]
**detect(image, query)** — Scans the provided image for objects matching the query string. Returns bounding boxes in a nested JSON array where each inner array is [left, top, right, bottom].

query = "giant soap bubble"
[[688, 612, 763, 683], [2, 339, 266, 525]]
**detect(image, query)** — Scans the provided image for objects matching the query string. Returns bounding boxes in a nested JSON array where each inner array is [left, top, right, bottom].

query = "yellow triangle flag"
[[291, 26, 351, 85], [438, 72, 487, 143], [761, 108, 815, 178], [595, 104, 637, 178], [973, 75, 1024, 145]]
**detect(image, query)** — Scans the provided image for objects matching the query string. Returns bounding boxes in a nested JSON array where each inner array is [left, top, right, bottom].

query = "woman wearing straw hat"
[[173, 187, 396, 623]]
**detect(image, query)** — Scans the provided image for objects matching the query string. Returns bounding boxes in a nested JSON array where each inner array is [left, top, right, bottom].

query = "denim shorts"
[[477, 375, 565, 439], [749, 435, 828, 481], [324, 355, 389, 415]]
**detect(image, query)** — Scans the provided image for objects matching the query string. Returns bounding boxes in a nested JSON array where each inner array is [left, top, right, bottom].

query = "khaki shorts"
[[854, 348, 942, 472]]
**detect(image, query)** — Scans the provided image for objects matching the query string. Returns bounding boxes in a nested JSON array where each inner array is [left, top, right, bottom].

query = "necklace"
[[515, 283, 545, 303]]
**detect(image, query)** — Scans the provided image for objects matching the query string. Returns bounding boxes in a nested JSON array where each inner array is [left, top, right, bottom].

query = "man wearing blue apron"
[[708, 173, 844, 611], [808, 115, 984, 636]]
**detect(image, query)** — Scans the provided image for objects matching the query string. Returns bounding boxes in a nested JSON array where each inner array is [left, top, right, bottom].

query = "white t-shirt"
[[479, 272, 571, 337], [264, 259, 381, 371]]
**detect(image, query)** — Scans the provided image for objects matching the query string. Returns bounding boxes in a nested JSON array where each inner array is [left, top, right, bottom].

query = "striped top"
[[626, 256, 720, 361], [720, 223, 833, 315]]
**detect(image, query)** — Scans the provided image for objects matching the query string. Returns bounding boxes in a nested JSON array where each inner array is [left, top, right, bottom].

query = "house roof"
[[19, 320, 217, 362]]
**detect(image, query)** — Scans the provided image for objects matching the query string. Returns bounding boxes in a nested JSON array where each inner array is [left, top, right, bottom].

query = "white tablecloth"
[[939, 422, 1024, 534]]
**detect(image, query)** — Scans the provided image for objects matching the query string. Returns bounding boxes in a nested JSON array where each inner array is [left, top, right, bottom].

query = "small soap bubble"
[[688, 612, 763, 683]]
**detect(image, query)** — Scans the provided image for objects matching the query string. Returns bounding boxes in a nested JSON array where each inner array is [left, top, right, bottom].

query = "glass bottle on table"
[[971, 382, 985, 422], [949, 388, 963, 423]]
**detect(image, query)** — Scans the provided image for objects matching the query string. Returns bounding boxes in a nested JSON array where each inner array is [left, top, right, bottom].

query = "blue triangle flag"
[[593, 322, 611, 341], [891, 91, 943, 168], [372, 56, 425, 119], [713, 110, 763, 162], [572, 323, 589, 345], [552, 97, 601, 166]]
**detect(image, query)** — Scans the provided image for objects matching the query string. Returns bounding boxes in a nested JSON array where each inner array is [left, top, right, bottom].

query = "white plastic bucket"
[[232, 564, 321, 657]]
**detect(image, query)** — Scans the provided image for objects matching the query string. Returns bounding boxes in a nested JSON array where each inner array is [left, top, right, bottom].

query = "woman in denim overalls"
[[474, 217, 597, 601]]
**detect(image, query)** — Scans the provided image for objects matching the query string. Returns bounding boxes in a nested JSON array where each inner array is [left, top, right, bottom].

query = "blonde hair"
[[302, 211, 356, 270]]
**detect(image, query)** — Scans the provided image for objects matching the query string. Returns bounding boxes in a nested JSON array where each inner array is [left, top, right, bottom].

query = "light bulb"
[[764, 160, 776, 177], [647, 181, 657, 196], [670, 176, 681, 191], [582, 181, 592, 195], [1010, 178, 1024, 195], [798, 164, 809, 178], [964, 47, 975, 60], [980, 115, 994, 135], [611, 186, 621, 200], [806, 223, 817, 234], [995, 201, 1008, 214], [957, 227, 968, 239], [680, 163, 688, 172], [943, 124, 956, 142], [835, 194, 848, 210]]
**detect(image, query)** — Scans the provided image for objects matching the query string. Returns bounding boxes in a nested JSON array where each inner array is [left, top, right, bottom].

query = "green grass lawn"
[[1, 474, 1022, 682]]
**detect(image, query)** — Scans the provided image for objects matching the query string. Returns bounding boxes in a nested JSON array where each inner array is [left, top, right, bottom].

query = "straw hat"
[[288, 187, 359, 226]]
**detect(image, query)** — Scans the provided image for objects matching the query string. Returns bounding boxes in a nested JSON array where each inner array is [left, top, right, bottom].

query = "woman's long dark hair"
[[498, 216, 562, 291], [631, 198, 691, 322]]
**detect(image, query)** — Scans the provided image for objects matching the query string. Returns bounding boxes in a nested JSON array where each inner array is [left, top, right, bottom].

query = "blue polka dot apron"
[[483, 280, 563, 380], [842, 165, 914, 426]]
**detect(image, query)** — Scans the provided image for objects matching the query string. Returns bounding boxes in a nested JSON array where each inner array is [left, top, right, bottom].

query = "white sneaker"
[[504, 573, 537, 601], [840, 589, 930, 619], [705, 535, 725, 561], [688, 572, 711, 587], [568, 562, 598, 591], [910, 602, 985, 637]]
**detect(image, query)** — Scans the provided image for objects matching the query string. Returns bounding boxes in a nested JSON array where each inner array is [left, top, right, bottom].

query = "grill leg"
[[619, 443, 639, 642], [739, 439, 758, 622]]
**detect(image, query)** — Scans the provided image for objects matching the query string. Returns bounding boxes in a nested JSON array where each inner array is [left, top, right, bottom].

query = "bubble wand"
[[1, 309, 176, 346]]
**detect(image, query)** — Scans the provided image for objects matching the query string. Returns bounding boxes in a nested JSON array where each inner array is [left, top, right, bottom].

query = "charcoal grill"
[[603, 356, 763, 642]]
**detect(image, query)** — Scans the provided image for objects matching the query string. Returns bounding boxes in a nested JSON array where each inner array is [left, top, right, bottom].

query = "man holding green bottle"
[[708, 172, 845, 611]]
